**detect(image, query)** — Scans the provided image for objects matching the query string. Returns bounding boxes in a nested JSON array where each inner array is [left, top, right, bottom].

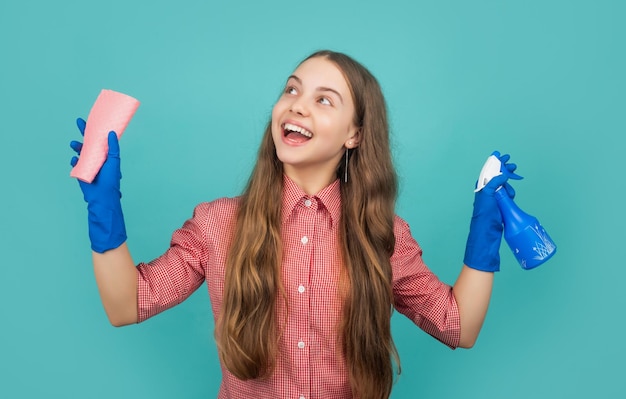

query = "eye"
[[285, 86, 298, 95], [318, 96, 332, 106]]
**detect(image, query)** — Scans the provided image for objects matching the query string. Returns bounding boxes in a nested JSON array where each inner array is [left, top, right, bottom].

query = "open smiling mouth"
[[283, 123, 313, 143]]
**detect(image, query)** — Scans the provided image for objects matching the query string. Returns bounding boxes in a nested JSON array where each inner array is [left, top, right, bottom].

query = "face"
[[271, 56, 359, 182]]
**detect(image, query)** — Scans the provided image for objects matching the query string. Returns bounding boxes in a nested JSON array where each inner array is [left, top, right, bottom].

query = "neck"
[[283, 164, 336, 196]]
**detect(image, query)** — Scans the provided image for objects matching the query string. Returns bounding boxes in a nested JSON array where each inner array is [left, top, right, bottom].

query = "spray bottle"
[[476, 152, 557, 270]]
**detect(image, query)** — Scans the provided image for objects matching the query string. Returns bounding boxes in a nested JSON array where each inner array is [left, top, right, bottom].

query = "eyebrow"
[[287, 75, 344, 104]]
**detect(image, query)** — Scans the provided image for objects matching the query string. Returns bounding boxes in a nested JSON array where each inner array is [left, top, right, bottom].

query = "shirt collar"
[[282, 175, 342, 227]]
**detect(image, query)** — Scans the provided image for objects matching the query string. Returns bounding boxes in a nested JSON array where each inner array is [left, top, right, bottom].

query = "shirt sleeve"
[[391, 216, 461, 349], [136, 203, 212, 323]]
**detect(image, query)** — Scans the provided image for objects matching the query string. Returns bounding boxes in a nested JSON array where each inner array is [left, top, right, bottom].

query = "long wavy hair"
[[216, 50, 399, 399]]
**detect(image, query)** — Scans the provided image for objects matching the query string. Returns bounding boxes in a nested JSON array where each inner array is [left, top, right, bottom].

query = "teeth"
[[284, 123, 312, 138]]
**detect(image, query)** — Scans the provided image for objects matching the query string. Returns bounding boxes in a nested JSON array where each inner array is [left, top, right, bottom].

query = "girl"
[[70, 50, 518, 399]]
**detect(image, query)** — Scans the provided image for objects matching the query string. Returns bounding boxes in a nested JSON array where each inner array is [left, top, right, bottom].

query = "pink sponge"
[[70, 89, 140, 183]]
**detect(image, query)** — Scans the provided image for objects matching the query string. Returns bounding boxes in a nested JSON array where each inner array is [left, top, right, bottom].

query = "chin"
[[274, 149, 297, 166]]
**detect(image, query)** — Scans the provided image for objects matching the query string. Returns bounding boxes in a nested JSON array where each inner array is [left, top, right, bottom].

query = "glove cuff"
[[463, 216, 503, 272], [464, 239, 501, 272], [87, 203, 127, 253]]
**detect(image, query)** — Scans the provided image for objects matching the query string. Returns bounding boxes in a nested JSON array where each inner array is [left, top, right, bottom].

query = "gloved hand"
[[70, 118, 127, 253], [463, 152, 522, 272]]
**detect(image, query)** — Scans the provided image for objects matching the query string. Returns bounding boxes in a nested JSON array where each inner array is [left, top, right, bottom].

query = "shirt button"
[[298, 341, 305, 349], [299, 396, 306, 399], [304, 199, 312, 207], [298, 285, 305, 293], [301, 236, 309, 245]]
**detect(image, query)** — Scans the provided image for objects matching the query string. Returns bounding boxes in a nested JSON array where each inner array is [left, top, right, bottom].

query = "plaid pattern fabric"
[[137, 176, 460, 399]]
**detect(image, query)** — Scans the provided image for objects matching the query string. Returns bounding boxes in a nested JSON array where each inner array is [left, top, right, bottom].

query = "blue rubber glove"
[[463, 152, 522, 272], [70, 118, 127, 253]]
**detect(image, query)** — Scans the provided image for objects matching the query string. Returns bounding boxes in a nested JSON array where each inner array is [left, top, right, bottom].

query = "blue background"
[[1, 0, 624, 398]]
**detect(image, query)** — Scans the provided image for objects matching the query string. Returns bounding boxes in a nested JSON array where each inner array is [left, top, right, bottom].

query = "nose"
[[289, 96, 309, 116]]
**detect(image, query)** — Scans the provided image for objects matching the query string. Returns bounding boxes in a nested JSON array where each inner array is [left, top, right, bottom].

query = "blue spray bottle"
[[475, 152, 557, 270]]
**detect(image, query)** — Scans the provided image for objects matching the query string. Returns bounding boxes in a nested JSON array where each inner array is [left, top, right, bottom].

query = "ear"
[[345, 127, 361, 149]]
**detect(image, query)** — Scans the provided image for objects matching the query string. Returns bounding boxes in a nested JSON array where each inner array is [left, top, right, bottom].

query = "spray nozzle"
[[474, 150, 523, 192]]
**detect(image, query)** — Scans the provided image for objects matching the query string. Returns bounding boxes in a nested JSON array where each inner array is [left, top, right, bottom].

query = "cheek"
[[326, 115, 355, 139], [272, 98, 289, 120], [270, 103, 284, 140]]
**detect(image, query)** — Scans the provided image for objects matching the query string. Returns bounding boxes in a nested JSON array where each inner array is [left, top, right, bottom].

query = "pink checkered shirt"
[[137, 176, 460, 399]]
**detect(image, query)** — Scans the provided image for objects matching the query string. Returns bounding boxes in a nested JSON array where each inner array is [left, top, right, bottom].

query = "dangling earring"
[[344, 147, 349, 183]]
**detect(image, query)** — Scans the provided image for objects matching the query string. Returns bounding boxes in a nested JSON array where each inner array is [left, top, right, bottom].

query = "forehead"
[[290, 57, 351, 95]]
